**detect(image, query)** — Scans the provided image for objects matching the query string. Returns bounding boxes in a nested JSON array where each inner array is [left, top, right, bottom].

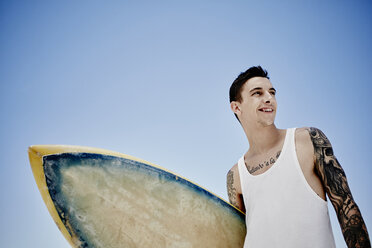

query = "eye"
[[270, 91, 276, 96], [252, 91, 261, 96]]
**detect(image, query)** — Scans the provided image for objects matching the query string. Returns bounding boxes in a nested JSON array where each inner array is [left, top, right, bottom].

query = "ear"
[[230, 101, 241, 115]]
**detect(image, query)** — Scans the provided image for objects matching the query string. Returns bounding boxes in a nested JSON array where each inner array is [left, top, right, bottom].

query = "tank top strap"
[[237, 155, 248, 196], [283, 128, 298, 165], [286, 128, 296, 148]]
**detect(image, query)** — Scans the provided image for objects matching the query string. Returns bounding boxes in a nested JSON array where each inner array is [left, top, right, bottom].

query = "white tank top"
[[237, 128, 336, 248]]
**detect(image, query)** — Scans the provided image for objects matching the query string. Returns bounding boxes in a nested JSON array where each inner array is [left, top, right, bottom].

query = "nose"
[[263, 91, 273, 103]]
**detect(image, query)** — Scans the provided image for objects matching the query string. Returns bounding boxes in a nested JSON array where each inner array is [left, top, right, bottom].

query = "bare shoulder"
[[228, 163, 239, 175], [227, 163, 241, 193], [295, 127, 315, 162], [295, 127, 313, 143], [227, 163, 238, 183]]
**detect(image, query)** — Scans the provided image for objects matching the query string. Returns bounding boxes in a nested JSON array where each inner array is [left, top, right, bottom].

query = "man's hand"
[[308, 127, 370, 248]]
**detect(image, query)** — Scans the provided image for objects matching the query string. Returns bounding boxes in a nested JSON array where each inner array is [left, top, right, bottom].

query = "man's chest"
[[244, 149, 282, 176]]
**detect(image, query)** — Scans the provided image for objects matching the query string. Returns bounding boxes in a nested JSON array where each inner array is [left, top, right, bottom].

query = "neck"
[[243, 124, 283, 154]]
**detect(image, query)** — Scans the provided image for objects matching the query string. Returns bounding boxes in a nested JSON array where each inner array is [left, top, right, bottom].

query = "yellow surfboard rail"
[[29, 145, 244, 247]]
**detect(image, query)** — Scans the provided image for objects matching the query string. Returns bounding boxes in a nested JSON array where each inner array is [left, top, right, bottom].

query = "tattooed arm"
[[227, 164, 246, 213], [308, 127, 370, 248]]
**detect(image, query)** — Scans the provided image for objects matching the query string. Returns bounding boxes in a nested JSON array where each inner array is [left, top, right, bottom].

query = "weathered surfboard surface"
[[29, 145, 246, 248]]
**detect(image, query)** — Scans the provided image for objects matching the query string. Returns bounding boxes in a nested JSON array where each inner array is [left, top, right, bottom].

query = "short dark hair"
[[229, 66, 269, 120]]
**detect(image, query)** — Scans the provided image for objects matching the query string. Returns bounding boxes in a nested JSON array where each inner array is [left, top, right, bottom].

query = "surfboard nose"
[[28, 146, 50, 183], [28, 145, 72, 186], [28, 145, 44, 158], [29, 145, 75, 157]]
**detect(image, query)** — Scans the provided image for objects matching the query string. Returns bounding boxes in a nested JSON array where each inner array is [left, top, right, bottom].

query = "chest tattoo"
[[246, 151, 281, 174]]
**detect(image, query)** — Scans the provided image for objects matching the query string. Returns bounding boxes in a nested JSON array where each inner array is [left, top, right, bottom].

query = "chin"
[[257, 119, 275, 127]]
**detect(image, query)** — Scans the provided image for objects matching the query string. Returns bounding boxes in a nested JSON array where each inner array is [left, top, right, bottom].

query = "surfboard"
[[29, 145, 246, 248]]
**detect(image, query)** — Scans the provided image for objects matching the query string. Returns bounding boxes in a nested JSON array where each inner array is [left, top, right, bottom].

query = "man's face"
[[233, 77, 277, 127]]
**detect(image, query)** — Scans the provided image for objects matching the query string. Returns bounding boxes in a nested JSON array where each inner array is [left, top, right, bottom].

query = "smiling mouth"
[[258, 108, 274, 113]]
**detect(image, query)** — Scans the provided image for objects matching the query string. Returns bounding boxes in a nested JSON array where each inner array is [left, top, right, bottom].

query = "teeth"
[[262, 109, 273, 112]]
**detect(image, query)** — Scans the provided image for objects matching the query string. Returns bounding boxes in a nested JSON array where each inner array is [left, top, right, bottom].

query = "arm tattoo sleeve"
[[227, 170, 238, 208], [308, 127, 370, 248]]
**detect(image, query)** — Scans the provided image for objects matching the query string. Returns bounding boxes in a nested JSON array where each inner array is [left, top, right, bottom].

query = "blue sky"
[[1, 1, 371, 247]]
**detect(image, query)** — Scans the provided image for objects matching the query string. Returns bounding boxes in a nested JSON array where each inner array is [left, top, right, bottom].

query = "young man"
[[227, 66, 370, 248]]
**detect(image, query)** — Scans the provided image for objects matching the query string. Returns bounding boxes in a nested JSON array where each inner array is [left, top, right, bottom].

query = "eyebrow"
[[249, 87, 276, 93]]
